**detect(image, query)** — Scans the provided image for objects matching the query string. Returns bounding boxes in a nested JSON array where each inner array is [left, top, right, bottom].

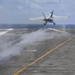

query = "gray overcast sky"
[[0, 0, 75, 24]]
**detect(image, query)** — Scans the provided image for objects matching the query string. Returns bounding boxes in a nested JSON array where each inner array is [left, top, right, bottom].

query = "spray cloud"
[[0, 29, 68, 65]]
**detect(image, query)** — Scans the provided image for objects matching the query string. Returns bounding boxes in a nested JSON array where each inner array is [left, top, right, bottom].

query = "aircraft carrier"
[[0, 27, 75, 75]]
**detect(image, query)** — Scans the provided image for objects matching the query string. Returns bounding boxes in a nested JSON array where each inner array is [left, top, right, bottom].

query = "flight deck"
[[0, 28, 75, 75]]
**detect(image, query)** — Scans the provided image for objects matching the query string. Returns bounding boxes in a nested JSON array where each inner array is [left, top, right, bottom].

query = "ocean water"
[[0, 24, 75, 28]]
